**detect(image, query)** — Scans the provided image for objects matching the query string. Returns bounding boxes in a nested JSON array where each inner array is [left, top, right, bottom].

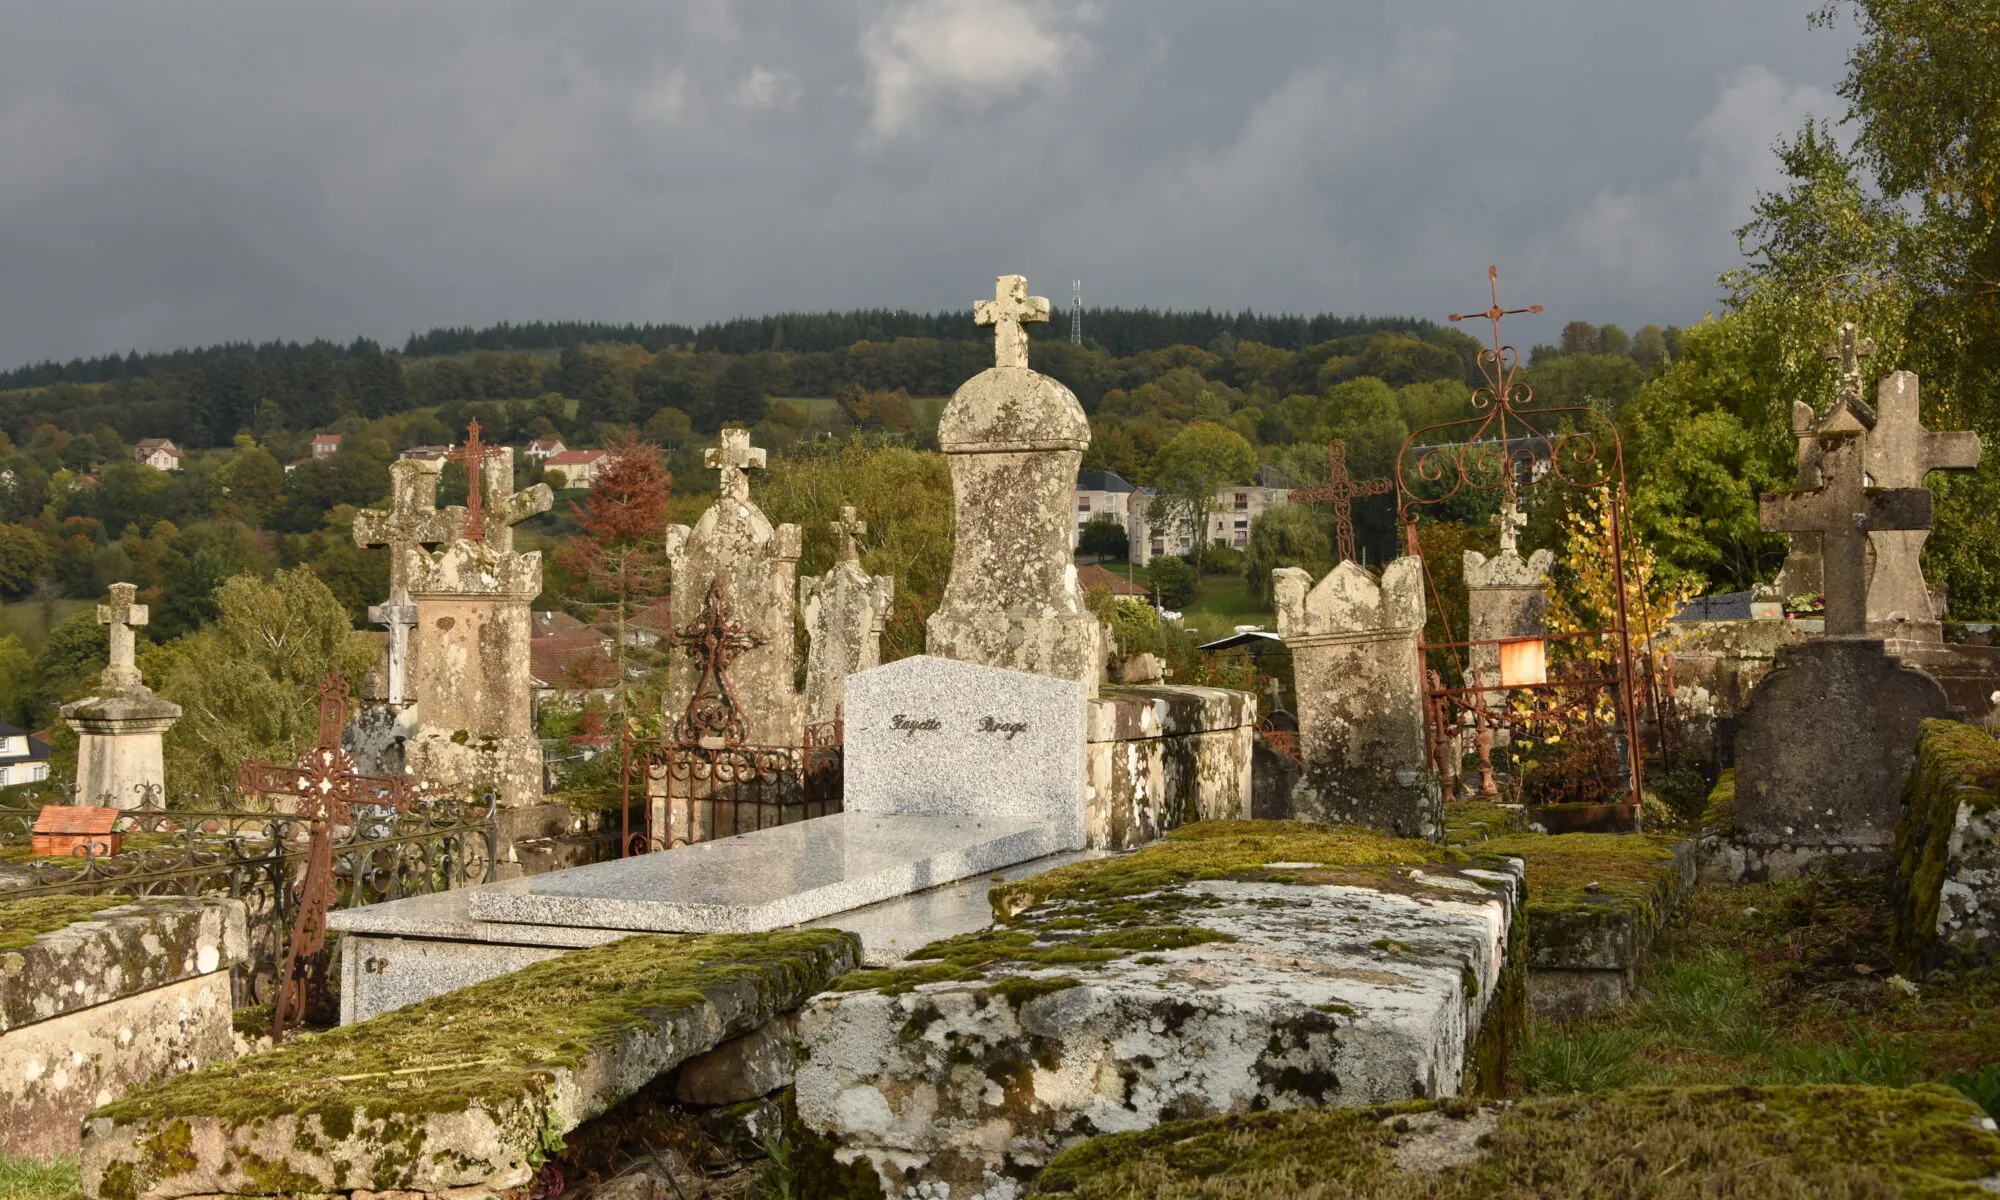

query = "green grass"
[[0, 599, 90, 654], [0, 1156, 80, 1200], [1179, 573, 1273, 638], [1515, 871, 2000, 1101]]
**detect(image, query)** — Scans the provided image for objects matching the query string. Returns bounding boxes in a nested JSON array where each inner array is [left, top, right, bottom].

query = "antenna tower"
[[1070, 279, 1083, 345]]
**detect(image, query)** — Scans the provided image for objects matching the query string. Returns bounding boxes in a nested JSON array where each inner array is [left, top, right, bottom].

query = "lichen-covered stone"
[[1893, 718, 2000, 976], [800, 508, 894, 726], [1274, 559, 1439, 839], [793, 822, 1521, 1199], [0, 896, 246, 1031], [78, 931, 856, 1200], [1084, 686, 1255, 850], [1028, 1084, 2000, 1197]]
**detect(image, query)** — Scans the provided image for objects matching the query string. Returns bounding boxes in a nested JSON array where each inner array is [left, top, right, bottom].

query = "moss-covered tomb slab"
[[794, 821, 1526, 1199], [1029, 1083, 2000, 1198], [0, 896, 246, 1032], [79, 929, 856, 1200]]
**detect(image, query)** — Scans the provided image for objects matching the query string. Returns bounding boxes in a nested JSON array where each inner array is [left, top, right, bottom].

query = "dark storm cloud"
[[0, 1, 1851, 366]]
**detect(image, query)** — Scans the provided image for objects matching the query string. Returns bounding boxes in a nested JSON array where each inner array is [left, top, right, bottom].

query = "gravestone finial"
[[97, 582, 147, 694], [1491, 491, 1528, 557], [1821, 322, 1878, 428], [973, 275, 1051, 370], [705, 428, 767, 506], [834, 505, 866, 564], [1289, 439, 1393, 563]]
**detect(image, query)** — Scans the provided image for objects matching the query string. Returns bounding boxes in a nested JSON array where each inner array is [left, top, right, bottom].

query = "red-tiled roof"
[[529, 628, 612, 690], [135, 439, 185, 458], [34, 805, 117, 835], [545, 449, 607, 466]]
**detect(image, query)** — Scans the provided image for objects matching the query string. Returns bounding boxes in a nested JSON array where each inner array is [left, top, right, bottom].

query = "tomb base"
[[62, 693, 181, 808], [1085, 684, 1255, 848]]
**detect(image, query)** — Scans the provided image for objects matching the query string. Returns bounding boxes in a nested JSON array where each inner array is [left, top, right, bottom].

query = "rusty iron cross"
[[236, 674, 420, 1042], [446, 419, 489, 541], [1290, 440, 1392, 563], [1449, 265, 1543, 413], [673, 580, 766, 745]]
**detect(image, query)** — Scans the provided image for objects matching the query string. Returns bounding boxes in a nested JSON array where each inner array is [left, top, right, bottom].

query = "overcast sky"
[[0, 2, 1855, 368]]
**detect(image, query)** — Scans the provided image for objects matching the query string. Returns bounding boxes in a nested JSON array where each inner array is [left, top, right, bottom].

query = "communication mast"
[[1070, 279, 1083, 345]]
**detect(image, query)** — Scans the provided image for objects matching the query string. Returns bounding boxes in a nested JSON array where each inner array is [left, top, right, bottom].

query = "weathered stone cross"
[[705, 428, 767, 506], [1289, 440, 1393, 563], [1760, 432, 1932, 636], [973, 274, 1051, 370], [352, 461, 456, 708], [1490, 491, 1529, 557], [834, 505, 866, 564], [1862, 371, 1981, 633], [97, 582, 147, 694], [1820, 322, 1878, 432]]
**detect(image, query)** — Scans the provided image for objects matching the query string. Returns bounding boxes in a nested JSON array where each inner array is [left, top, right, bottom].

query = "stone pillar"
[[405, 542, 544, 806], [61, 583, 180, 808], [926, 275, 1104, 693], [799, 507, 894, 727], [664, 429, 805, 748], [1462, 546, 1553, 709], [1273, 558, 1439, 839]]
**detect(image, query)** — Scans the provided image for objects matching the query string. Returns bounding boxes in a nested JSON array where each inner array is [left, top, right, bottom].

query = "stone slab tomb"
[[1, 896, 245, 1156], [794, 822, 1525, 1199]]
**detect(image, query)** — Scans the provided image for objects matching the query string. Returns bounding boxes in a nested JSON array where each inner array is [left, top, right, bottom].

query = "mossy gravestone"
[[78, 931, 856, 1200]]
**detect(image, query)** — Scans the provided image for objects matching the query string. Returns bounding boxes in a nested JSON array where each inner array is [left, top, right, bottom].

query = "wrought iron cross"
[[236, 674, 420, 1041], [1290, 440, 1392, 562], [974, 274, 1050, 370], [1449, 266, 1543, 412], [673, 580, 765, 745], [446, 419, 489, 541]]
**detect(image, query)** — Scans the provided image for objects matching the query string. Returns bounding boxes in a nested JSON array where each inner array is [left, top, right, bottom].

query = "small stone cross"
[[1289, 440, 1393, 563], [1490, 491, 1529, 557], [1821, 322, 1878, 430], [834, 505, 866, 564], [1760, 433, 1932, 636], [705, 428, 767, 505], [973, 275, 1051, 370], [97, 582, 147, 693]]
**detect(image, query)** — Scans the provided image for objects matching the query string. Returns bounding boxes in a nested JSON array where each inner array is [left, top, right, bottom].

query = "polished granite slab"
[[465, 811, 1064, 934]]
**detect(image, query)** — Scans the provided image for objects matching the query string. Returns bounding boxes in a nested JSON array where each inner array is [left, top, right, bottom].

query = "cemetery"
[[0, 263, 1990, 1200]]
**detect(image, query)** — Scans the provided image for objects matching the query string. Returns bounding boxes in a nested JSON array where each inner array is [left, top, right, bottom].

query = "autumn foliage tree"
[[556, 435, 673, 723]]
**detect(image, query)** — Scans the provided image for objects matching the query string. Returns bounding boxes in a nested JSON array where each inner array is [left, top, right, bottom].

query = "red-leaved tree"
[[556, 435, 672, 725]]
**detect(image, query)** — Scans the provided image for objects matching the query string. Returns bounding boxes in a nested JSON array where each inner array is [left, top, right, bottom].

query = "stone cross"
[[1862, 371, 1981, 634], [973, 275, 1051, 370], [834, 505, 866, 564], [1289, 440, 1393, 563], [1490, 491, 1528, 557], [705, 428, 767, 506], [1820, 323, 1878, 431], [1760, 432, 1932, 636], [97, 582, 147, 694], [353, 461, 458, 708]]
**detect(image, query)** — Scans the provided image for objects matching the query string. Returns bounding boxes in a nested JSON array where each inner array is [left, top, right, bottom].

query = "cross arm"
[[1758, 484, 1932, 535], [1928, 431, 1982, 473]]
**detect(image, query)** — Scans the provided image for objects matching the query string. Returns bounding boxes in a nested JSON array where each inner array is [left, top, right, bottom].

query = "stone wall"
[[1, 896, 246, 1156], [1084, 684, 1255, 849], [1661, 618, 1804, 766], [1892, 718, 2000, 976]]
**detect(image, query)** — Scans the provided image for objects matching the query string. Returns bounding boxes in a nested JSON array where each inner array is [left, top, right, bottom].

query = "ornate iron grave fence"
[[1393, 268, 1681, 823], [0, 784, 497, 1014], [621, 720, 843, 855]]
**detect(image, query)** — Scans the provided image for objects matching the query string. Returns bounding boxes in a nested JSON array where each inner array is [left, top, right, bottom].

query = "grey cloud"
[[0, 0, 1852, 366]]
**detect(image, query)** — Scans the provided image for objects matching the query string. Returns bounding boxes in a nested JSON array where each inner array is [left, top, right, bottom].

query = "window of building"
[[30, 763, 46, 782], [1078, 496, 1091, 511], [1234, 492, 1248, 510]]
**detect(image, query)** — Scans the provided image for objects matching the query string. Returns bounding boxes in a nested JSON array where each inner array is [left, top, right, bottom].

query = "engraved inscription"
[[977, 716, 1030, 741], [891, 714, 942, 738]]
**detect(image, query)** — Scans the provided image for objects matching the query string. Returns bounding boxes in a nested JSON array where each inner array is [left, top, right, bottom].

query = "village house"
[[1123, 470, 1291, 565], [132, 438, 184, 471], [542, 448, 608, 488], [311, 432, 343, 459], [525, 437, 566, 461], [1072, 469, 1139, 550], [0, 720, 52, 787]]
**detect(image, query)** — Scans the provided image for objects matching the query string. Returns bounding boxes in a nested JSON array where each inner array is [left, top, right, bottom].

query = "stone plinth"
[[926, 276, 1103, 693], [1462, 546, 1553, 707], [1731, 637, 1952, 873], [2, 897, 246, 1156], [1085, 684, 1255, 848], [1274, 558, 1440, 839], [665, 429, 804, 748], [407, 540, 544, 806], [63, 692, 181, 808]]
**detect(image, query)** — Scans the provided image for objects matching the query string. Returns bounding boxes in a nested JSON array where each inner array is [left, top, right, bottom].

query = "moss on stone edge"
[[0, 895, 133, 954], [1440, 801, 1526, 847], [1478, 832, 1681, 914], [1701, 768, 1736, 837], [1029, 1084, 2000, 1198], [93, 930, 854, 1134], [1893, 719, 2000, 977]]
